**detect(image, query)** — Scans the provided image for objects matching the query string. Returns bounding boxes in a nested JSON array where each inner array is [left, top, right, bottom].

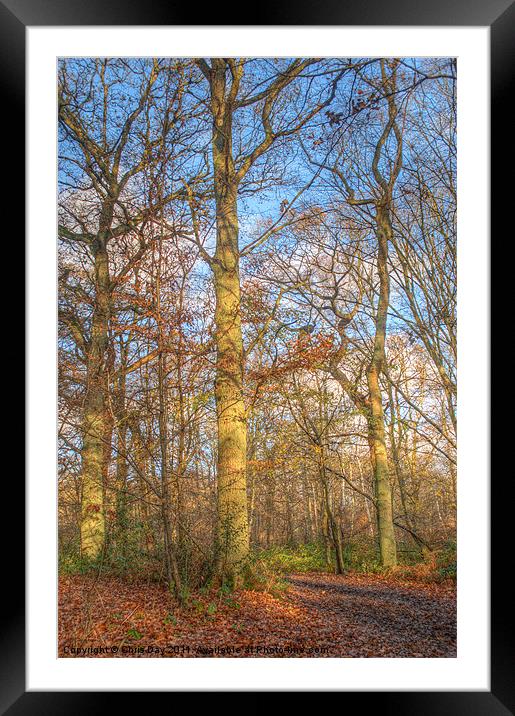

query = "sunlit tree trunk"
[[366, 201, 397, 567], [319, 452, 345, 574], [80, 229, 111, 560], [209, 60, 249, 582]]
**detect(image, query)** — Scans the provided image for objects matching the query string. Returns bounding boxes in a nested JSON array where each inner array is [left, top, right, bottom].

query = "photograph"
[[57, 55, 457, 659]]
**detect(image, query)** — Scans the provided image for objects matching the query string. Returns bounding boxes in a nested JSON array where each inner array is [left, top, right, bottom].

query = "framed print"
[[8, 0, 509, 711]]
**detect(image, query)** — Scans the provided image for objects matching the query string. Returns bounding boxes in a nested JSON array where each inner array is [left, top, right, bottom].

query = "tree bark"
[[367, 201, 397, 567], [114, 359, 128, 554], [80, 236, 111, 560], [209, 60, 250, 582], [319, 455, 345, 574], [158, 349, 183, 599]]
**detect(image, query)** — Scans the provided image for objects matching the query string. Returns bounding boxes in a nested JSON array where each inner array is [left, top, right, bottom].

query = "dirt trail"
[[285, 572, 456, 657]]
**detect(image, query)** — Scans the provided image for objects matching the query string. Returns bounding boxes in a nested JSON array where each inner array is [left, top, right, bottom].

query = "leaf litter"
[[58, 572, 456, 658]]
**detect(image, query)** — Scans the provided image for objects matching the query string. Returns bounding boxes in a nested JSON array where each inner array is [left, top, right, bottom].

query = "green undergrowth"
[[255, 541, 383, 575], [198, 557, 290, 600], [435, 541, 457, 581], [254, 540, 457, 582], [59, 539, 456, 593], [59, 544, 100, 575], [254, 543, 328, 574], [389, 541, 457, 583]]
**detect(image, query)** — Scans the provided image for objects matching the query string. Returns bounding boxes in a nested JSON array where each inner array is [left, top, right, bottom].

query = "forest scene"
[[58, 56, 457, 658]]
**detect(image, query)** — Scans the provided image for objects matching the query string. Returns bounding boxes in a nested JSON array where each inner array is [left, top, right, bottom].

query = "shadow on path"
[[286, 572, 457, 658]]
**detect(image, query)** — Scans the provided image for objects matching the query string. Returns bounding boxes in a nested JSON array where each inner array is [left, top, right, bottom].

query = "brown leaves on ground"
[[286, 573, 456, 657], [58, 571, 456, 658]]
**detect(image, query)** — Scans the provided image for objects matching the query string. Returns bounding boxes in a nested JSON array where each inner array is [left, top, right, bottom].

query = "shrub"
[[59, 551, 94, 575], [342, 541, 382, 573], [255, 543, 327, 574], [58, 539, 102, 575], [436, 541, 457, 581]]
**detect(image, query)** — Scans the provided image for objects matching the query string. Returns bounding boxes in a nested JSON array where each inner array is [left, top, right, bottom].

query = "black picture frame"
[[9, 0, 508, 712]]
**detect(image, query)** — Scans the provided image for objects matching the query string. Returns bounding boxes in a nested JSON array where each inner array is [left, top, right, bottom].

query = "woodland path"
[[284, 573, 456, 657], [58, 572, 456, 658]]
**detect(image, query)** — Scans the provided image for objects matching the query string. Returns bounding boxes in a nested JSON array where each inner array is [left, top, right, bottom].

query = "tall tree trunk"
[[158, 350, 183, 599], [154, 225, 183, 599], [114, 362, 128, 554], [210, 60, 249, 582], [247, 437, 257, 544], [173, 278, 189, 560], [322, 508, 332, 568], [265, 466, 276, 549], [172, 370, 188, 567], [80, 238, 111, 560], [367, 201, 397, 567], [319, 457, 345, 574], [285, 480, 295, 546]]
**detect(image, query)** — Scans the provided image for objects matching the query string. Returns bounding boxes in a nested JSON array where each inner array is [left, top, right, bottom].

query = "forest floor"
[[59, 571, 456, 658]]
